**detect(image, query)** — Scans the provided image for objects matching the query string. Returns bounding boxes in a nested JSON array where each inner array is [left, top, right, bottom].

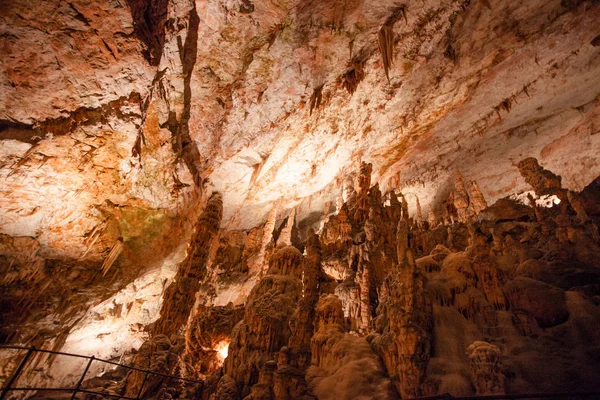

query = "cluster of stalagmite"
[[65, 158, 600, 399], [2, 0, 600, 398], [449, 170, 489, 224], [369, 219, 433, 398]]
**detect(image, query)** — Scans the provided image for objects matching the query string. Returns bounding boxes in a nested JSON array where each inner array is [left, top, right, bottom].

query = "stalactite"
[[339, 58, 365, 95], [101, 238, 123, 276], [377, 6, 406, 81], [309, 85, 324, 115], [378, 24, 394, 81]]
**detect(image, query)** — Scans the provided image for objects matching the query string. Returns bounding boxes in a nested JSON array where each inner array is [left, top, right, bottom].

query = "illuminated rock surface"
[[1, 0, 600, 399]]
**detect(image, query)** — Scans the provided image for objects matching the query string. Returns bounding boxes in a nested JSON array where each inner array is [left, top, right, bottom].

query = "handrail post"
[[70, 355, 94, 400], [135, 371, 150, 400], [1, 346, 35, 400]]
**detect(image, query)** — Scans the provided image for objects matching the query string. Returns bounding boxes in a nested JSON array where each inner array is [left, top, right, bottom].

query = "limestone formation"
[[453, 171, 474, 223], [2, 1, 600, 399], [223, 247, 303, 397], [370, 219, 433, 398], [288, 230, 321, 369], [468, 181, 488, 215], [124, 192, 223, 397], [428, 209, 437, 228], [466, 341, 505, 395], [416, 195, 424, 229], [354, 162, 373, 223], [517, 158, 563, 197], [154, 192, 223, 335], [276, 208, 297, 248], [183, 303, 244, 378]]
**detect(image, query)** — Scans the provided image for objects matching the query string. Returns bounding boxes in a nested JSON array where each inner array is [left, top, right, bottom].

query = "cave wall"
[[0, 0, 600, 398], [101, 161, 600, 399]]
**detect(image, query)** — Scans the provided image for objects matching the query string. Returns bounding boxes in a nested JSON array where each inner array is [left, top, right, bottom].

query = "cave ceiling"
[[1, 0, 599, 261]]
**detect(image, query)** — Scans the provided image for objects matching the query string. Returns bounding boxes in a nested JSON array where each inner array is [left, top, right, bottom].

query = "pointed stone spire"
[[258, 207, 277, 275], [468, 180, 488, 215], [401, 194, 409, 222], [335, 196, 343, 214], [415, 195, 424, 229], [428, 209, 437, 228], [276, 208, 296, 247], [453, 170, 472, 222]]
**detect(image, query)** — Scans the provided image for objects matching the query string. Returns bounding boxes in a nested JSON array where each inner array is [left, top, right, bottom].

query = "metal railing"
[[0, 345, 203, 399], [2, 345, 597, 400]]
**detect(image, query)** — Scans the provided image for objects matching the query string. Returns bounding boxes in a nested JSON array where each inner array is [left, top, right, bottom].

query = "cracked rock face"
[[1, 0, 600, 262], [1, 0, 600, 399]]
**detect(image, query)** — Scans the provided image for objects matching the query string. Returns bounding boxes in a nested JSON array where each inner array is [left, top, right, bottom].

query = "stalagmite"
[[124, 192, 223, 397], [370, 218, 433, 398], [2, 1, 600, 399], [469, 180, 488, 215], [155, 192, 223, 334], [254, 207, 277, 275], [416, 195, 424, 229], [288, 230, 321, 369], [335, 196, 344, 214], [453, 170, 473, 222], [428, 209, 437, 228], [567, 190, 588, 223], [354, 162, 373, 222], [400, 193, 410, 222], [517, 157, 562, 197], [276, 207, 296, 248], [466, 341, 505, 395]]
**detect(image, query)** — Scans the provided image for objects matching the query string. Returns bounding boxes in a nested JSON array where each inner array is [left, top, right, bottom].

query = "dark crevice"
[[101, 38, 118, 61], [239, 0, 255, 13], [67, 3, 91, 26], [126, 0, 169, 66], [0, 93, 143, 144], [166, 5, 203, 189]]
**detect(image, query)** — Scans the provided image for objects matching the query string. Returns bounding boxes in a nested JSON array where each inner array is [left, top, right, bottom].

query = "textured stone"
[[505, 277, 569, 328], [2, 1, 600, 399], [466, 341, 505, 395]]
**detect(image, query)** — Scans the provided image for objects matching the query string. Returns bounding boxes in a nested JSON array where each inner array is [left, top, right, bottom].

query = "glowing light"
[[215, 341, 230, 360], [510, 191, 561, 208]]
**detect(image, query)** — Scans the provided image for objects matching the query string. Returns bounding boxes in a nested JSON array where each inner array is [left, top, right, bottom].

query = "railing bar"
[[4, 387, 595, 398], [70, 356, 94, 400], [471, 395, 599, 400], [0, 345, 93, 361], [0, 346, 34, 400], [135, 371, 149, 400], [9, 345, 594, 400], [0, 345, 91, 360], [139, 370, 203, 384], [0, 345, 203, 384]]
